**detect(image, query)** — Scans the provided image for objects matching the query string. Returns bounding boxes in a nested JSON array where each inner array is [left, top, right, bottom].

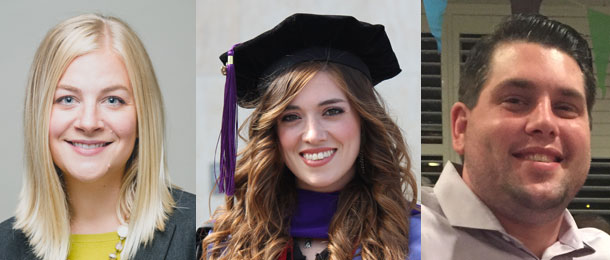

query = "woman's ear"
[[451, 102, 470, 156]]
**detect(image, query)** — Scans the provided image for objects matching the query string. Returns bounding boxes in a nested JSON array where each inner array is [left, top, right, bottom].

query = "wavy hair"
[[15, 13, 174, 260], [203, 62, 418, 259]]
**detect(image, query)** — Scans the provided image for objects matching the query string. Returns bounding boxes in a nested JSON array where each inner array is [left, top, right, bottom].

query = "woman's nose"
[[74, 103, 104, 133], [303, 117, 327, 144]]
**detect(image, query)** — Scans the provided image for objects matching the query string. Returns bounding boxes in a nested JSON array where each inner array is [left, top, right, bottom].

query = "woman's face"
[[49, 49, 137, 183], [277, 71, 361, 192]]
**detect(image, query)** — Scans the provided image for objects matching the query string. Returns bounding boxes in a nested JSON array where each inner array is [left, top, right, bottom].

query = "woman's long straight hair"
[[15, 14, 175, 260]]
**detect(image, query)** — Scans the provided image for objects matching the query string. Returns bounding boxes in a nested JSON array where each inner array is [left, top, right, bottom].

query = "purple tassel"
[[218, 44, 239, 195]]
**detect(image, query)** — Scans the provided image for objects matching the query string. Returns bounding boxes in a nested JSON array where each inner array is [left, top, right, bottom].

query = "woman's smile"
[[300, 147, 337, 166], [65, 139, 113, 156], [50, 49, 137, 183], [277, 71, 360, 193]]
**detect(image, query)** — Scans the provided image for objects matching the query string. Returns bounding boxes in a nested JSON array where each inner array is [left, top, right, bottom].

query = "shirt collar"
[[434, 161, 505, 231], [557, 210, 591, 250], [435, 161, 594, 252]]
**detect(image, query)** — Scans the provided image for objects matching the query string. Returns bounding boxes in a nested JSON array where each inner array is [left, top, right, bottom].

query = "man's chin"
[[507, 184, 570, 211]]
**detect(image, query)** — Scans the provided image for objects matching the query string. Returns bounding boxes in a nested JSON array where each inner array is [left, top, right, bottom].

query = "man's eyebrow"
[[496, 79, 535, 90], [496, 78, 586, 100], [285, 98, 346, 111], [558, 88, 585, 100]]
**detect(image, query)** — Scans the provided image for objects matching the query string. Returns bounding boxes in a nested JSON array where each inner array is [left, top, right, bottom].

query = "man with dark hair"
[[422, 14, 610, 259]]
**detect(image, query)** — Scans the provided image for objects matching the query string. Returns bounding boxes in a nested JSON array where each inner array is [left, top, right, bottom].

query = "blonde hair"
[[203, 62, 418, 259], [15, 13, 175, 260]]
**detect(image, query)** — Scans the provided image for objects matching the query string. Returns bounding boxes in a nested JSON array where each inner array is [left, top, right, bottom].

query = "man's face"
[[452, 42, 590, 220]]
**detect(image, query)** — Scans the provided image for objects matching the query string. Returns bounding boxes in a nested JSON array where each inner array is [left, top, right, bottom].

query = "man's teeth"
[[304, 150, 334, 161], [73, 142, 105, 149], [525, 154, 553, 163]]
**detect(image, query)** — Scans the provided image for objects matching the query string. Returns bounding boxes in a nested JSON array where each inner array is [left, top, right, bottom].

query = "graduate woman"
[[199, 14, 420, 260], [0, 14, 195, 260]]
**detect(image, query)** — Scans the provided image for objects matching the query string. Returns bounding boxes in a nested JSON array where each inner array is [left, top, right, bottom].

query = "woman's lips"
[[300, 148, 337, 167], [66, 140, 112, 156]]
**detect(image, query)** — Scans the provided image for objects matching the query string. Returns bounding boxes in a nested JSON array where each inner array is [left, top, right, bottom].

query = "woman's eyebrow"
[[56, 85, 81, 94], [285, 98, 346, 111], [100, 85, 130, 94], [318, 98, 345, 106], [55, 85, 130, 95], [285, 104, 299, 111]]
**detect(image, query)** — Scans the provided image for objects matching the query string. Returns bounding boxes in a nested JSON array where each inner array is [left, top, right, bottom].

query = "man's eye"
[[554, 103, 580, 118], [504, 97, 524, 104], [555, 104, 575, 112]]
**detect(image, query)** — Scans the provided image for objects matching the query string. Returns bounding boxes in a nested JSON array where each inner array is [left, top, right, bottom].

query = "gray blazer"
[[0, 189, 196, 260]]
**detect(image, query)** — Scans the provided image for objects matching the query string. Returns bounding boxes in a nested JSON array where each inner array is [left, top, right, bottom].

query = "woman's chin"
[[62, 163, 118, 184]]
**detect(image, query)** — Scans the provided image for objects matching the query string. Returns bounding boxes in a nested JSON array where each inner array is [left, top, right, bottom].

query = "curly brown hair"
[[202, 62, 418, 260]]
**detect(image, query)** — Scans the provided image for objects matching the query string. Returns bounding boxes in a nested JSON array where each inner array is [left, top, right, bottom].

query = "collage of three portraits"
[[1, 0, 610, 259]]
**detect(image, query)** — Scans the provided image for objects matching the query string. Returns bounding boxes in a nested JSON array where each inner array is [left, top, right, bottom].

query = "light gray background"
[[0, 0, 195, 221], [197, 0, 421, 225]]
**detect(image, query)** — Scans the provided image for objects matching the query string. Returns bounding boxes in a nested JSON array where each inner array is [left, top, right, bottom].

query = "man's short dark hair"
[[459, 14, 596, 122]]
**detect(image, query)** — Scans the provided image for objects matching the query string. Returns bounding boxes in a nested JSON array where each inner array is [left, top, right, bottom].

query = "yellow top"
[[68, 232, 122, 260]]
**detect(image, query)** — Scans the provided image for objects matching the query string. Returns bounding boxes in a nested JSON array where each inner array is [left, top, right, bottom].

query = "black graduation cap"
[[220, 13, 401, 108], [216, 13, 401, 195]]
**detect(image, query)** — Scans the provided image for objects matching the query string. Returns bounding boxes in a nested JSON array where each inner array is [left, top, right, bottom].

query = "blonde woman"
[[200, 14, 420, 260], [0, 14, 194, 260]]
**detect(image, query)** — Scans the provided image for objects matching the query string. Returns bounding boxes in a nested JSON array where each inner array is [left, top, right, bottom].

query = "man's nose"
[[524, 98, 559, 139]]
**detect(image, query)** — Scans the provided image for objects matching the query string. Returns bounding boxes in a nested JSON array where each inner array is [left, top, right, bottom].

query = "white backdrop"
[[0, 0, 196, 222], [196, 0, 422, 225]]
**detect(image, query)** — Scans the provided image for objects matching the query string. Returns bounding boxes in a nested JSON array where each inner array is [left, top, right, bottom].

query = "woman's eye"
[[324, 107, 344, 116], [56, 96, 76, 105], [106, 96, 126, 105], [280, 114, 300, 122]]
